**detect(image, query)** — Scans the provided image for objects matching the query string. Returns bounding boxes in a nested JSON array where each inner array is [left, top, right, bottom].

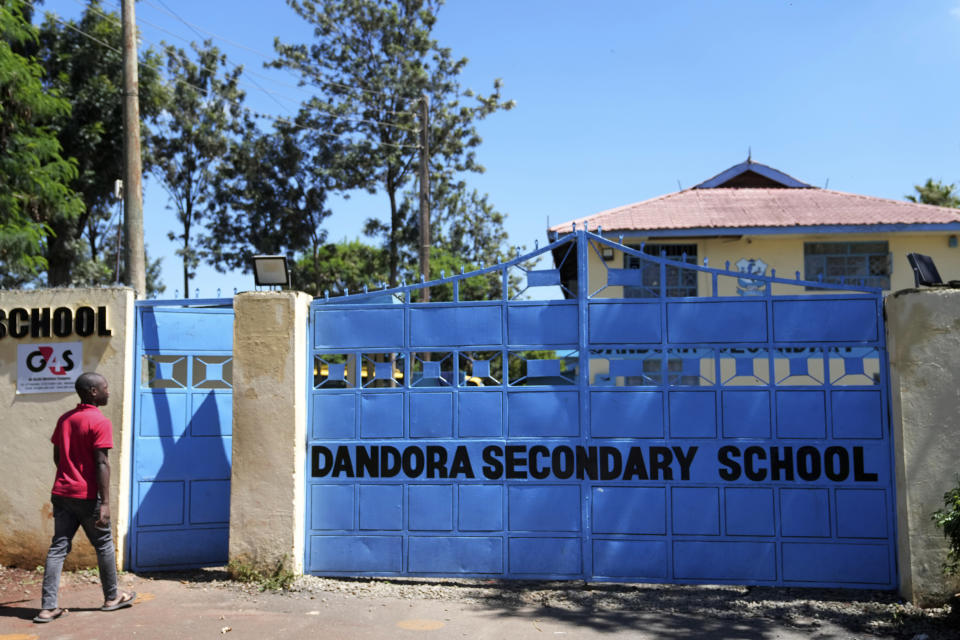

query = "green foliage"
[[932, 478, 960, 576], [207, 122, 334, 275], [92, 228, 166, 297], [36, 1, 166, 286], [906, 179, 960, 208], [421, 247, 496, 301], [148, 40, 246, 297], [292, 239, 389, 297], [273, 0, 515, 287], [0, 0, 82, 286], [228, 557, 296, 592]]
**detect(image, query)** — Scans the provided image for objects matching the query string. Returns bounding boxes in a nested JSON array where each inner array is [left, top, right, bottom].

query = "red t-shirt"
[[50, 404, 113, 500]]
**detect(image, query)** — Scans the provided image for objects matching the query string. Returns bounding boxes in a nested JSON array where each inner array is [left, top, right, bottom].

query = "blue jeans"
[[41, 495, 118, 610]]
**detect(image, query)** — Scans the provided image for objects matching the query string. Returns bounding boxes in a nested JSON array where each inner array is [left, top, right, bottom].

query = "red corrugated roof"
[[549, 187, 960, 234]]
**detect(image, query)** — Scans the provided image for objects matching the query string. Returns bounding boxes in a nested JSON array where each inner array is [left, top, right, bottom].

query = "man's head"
[[75, 372, 109, 406]]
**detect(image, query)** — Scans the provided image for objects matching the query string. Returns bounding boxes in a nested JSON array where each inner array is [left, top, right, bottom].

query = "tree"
[[93, 229, 167, 296], [290, 237, 504, 301], [206, 120, 335, 283], [0, 0, 83, 286], [148, 40, 246, 297], [272, 0, 514, 287], [36, 1, 166, 286], [906, 179, 960, 208], [291, 239, 389, 297], [392, 175, 518, 299]]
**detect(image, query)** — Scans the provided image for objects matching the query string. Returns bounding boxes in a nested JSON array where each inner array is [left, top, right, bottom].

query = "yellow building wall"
[[585, 231, 959, 297]]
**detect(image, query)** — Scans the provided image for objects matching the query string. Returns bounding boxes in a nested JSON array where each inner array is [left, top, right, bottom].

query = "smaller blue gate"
[[128, 300, 234, 571]]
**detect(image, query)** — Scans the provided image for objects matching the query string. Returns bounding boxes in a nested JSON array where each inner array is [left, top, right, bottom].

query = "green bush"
[[228, 557, 296, 591], [932, 479, 960, 576]]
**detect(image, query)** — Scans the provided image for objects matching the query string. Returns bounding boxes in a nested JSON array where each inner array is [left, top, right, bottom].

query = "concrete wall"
[[587, 231, 959, 297], [0, 288, 135, 570], [229, 291, 311, 574], [886, 288, 960, 604]]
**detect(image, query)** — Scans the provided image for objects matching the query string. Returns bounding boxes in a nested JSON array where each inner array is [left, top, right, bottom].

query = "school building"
[[548, 159, 960, 298]]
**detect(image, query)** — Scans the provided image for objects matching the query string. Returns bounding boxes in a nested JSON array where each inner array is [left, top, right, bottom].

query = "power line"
[[137, 0, 403, 102], [47, 14, 122, 54], [67, 0, 299, 116], [135, 20, 297, 116], [59, 9, 420, 149], [134, 0, 455, 112], [154, 0, 203, 40], [66, 0, 419, 133], [136, 0, 405, 104]]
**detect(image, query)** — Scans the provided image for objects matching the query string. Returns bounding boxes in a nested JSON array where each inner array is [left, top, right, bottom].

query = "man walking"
[[34, 372, 136, 623]]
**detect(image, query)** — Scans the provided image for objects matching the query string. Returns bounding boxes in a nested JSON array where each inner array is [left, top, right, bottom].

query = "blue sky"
[[37, 0, 960, 297]]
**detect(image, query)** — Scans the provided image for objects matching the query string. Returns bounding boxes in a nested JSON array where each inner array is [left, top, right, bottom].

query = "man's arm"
[[53, 445, 59, 466], [95, 448, 111, 528]]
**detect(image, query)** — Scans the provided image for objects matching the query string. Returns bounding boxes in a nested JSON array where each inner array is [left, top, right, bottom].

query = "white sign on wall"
[[16, 342, 82, 394]]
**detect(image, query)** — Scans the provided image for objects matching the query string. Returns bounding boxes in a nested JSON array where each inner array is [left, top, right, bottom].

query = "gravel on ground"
[[185, 567, 959, 639], [2, 564, 957, 639]]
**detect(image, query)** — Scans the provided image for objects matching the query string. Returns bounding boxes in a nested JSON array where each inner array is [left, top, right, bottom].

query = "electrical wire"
[[133, 0, 477, 107], [47, 14, 122, 54], [137, 0, 407, 102], [35, 4, 419, 148], [78, 0, 420, 132], [67, 0, 301, 116]]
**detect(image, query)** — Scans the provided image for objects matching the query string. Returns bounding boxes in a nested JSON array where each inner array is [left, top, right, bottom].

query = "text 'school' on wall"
[[0, 306, 112, 339]]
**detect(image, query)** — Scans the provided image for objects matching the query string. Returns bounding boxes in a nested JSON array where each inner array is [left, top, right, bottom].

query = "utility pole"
[[418, 93, 430, 303], [122, 0, 146, 296]]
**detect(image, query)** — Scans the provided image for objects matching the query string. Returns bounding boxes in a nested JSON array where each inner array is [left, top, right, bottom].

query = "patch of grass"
[[228, 557, 296, 592]]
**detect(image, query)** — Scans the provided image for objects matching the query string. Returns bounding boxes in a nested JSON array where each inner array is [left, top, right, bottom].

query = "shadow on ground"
[[465, 581, 958, 639]]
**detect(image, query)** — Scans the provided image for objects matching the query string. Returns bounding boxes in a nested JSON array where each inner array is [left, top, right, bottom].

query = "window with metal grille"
[[624, 243, 698, 297], [804, 241, 891, 289]]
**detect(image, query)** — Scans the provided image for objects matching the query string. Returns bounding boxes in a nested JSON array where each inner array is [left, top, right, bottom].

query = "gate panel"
[[130, 302, 233, 571], [306, 231, 896, 588]]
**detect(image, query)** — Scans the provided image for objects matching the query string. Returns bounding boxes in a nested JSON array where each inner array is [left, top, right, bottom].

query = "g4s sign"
[[17, 342, 82, 394], [26, 345, 76, 374]]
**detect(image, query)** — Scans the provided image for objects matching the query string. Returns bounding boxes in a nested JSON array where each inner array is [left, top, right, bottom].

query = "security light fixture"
[[906, 253, 960, 288], [252, 255, 290, 287], [601, 247, 615, 261]]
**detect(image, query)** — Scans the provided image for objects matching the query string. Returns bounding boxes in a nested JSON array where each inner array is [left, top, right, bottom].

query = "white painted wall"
[[0, 288, 135, 570], [886, 288, 960, 604], [228, 291, 311, 574]]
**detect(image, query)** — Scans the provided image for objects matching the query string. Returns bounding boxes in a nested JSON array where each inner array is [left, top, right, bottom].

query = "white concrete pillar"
[[229, 291, 312, 574], [886, 288, 960, 604]]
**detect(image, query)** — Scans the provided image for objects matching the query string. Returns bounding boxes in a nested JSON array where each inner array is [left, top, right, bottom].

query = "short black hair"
[[75, 372, 106, 397]]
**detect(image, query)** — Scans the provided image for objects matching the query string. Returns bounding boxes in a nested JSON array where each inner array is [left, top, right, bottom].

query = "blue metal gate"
[[129, 300, 234, 571], [306, 231, 895, 587]]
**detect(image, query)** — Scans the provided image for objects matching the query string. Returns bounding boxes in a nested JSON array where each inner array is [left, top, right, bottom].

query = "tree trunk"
[[45, 217, 78, 286]]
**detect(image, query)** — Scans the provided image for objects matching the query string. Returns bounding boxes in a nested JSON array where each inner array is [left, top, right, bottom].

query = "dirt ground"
[[1, 565, 957, 640]]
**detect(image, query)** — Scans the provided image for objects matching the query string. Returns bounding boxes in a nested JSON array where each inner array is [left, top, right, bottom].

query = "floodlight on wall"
[[251, 255, 290, 287], [906, 252, 960, 288]]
